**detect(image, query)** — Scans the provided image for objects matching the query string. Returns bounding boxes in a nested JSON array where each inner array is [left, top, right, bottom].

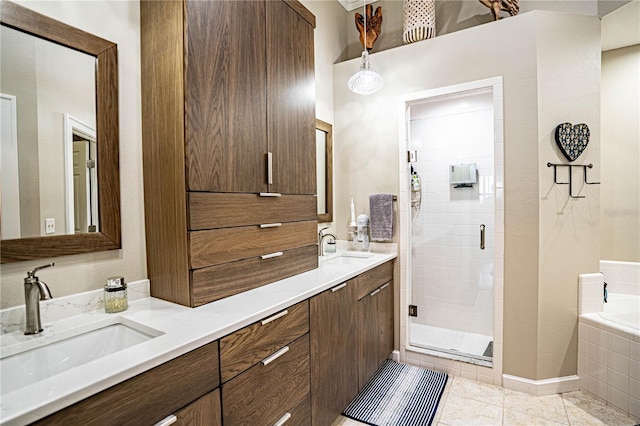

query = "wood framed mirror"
[[316, 119, 333, 223], [1, 1, 120, 263]]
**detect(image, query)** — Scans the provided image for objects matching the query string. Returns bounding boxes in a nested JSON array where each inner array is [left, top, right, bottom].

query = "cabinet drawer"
[[354, 260, 394, 300], [33, 341, 220, 425], [220, 300, 309, 382], [188, 193, 317, 230], [272, 393, 311, 426], [191, 245, 318, 306], [189, 220, 317, 269], [222, 334, 310, 426]]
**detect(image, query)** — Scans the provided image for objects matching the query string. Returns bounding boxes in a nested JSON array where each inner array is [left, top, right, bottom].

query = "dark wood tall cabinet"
[[310, 281, 359, 426], [140, 0, 317, 307]]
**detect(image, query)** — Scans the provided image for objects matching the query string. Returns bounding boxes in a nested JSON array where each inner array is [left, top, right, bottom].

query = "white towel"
[[369, 193, 394, 241]]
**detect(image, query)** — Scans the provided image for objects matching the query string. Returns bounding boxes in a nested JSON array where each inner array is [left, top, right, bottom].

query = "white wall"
[[410, 92, 494, 337], [302, 0, 349, 234], [600, 44, 640, 263], [35, 35, 95, 237], [302, 0, 349, 125], [600, 1, 640, 262], [0, 0, 146, 309], [333, 11, 601, 381], [344, 0, 620, 60]]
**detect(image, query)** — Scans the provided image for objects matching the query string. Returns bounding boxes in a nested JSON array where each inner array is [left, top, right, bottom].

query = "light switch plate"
[[45, 218, 55, 234]]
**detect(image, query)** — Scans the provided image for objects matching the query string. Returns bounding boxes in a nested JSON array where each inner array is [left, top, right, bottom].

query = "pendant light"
[[348, 1, 383, 95]]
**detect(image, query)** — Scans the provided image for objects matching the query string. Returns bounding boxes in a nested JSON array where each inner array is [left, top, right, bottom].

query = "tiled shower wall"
[[409, 91, 494, 337], [399, 77, 505, 385]]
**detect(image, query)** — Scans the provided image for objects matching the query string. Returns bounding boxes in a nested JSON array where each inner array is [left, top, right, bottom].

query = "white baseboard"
[[391, 350, 400, 362], [502, 374, 580, 396]]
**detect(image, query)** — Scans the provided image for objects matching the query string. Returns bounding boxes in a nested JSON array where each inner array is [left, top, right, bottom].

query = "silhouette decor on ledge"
[[356, 4, 383, 51], [402, 0, 436, 44], [479, 0, 520, 21]]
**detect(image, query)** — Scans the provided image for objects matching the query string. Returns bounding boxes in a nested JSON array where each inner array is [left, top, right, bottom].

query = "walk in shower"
[[403, 79, 503, 366]]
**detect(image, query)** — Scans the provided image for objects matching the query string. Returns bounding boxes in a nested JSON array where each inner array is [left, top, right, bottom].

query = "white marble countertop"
[[0, 245, 396, 425]]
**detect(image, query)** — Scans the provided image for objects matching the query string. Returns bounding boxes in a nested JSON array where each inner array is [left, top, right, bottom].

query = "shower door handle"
[[480, 224, 485, 250]]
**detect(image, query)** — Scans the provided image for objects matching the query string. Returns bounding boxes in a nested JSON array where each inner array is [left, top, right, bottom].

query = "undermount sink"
[[321, 251, 373, 264], [1, 317, 163, 395]]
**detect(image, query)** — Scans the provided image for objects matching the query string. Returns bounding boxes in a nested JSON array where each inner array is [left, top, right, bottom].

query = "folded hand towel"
[[369, 193, 394, 241]]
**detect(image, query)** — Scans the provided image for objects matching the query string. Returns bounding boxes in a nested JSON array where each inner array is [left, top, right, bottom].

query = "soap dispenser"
[[356, 214, 370, 251]]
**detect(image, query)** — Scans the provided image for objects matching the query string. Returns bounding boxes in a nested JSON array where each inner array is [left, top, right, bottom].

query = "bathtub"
[[601, 293, 640, 332], [578, 271, 640, 420]]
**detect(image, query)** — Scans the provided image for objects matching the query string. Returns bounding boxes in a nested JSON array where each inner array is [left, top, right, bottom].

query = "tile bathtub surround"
[[0, 279, 150, 334], [333, 376, 639, 425], [579, 315, 640, 419], [579, 273, 605, 315], [601, 260, 640, 296]]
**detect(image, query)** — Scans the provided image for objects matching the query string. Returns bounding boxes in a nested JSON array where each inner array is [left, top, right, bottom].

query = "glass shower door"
[[408, 89, 495, 363]]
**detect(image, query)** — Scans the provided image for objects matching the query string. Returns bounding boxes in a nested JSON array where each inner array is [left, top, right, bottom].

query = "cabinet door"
[[310, 281, 358, 426], [174, 388, 221, 426], [377, 281, 394, 366], [358, 289, 379, 391], [266, 0, 316, 195], [185, 0, 267, 193]]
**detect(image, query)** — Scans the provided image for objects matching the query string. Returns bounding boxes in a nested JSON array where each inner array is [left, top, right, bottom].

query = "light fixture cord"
[[363, 0, 367, 52]]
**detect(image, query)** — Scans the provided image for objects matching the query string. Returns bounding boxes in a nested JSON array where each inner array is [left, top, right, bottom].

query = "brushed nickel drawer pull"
[[380, 283, 389, 290], [260, 223, 282, 228], [262, 346, 289, 366], [261, 309, 289, 326], [154, 415, 177, 426], [331, 283, 347, 292], [259, 192, 282, 197], [273, 413, 292, 426], [267, 152, 273, 184], [480, 224, 486, 250], [370, 288, 381, 297], [261, 252, 283, 260]]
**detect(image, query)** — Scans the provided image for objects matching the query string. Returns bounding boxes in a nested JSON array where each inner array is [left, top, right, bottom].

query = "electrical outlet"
[[45, 218, 55, 234]]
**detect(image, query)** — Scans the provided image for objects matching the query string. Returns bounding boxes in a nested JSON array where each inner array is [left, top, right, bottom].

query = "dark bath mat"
[[342, 359, 448, 426]]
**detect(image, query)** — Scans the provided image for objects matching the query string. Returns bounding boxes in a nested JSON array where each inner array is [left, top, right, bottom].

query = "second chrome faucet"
[[23, 263, 54, 335], [318, 227, 337, 256]]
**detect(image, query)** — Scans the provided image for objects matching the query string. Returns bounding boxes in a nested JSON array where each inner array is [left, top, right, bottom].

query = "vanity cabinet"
[[172, 389, 222, 426], [222, 334, 311, 425], [220, 301, 311, 425], [32, 341, 221, 425], [310, 281, 359, 426], [219, 301, 309, 382], [356, 262, 395, 390], [140, 0, 318, 307]]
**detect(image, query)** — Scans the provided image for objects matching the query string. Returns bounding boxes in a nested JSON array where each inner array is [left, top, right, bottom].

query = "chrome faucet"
[[318, 227, 337, 256], [23, 263, 54, 335]]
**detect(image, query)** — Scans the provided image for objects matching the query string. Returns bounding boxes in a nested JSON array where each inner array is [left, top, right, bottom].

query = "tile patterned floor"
[[333, 376, 639, 426]]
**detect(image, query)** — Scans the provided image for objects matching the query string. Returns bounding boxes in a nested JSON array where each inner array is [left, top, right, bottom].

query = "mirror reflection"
[[316, 119, 333, 223], [1, 24, 97, 239]]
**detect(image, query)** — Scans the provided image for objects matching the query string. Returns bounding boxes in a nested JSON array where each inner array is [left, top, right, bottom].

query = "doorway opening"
[[400, 77, 504, 366]]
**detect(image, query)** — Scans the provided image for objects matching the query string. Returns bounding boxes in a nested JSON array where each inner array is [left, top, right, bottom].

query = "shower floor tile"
[[410, 323, 492, 358]]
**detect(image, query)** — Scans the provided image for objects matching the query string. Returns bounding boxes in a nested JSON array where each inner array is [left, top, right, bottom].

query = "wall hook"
[[547, 162, 600, 199]]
